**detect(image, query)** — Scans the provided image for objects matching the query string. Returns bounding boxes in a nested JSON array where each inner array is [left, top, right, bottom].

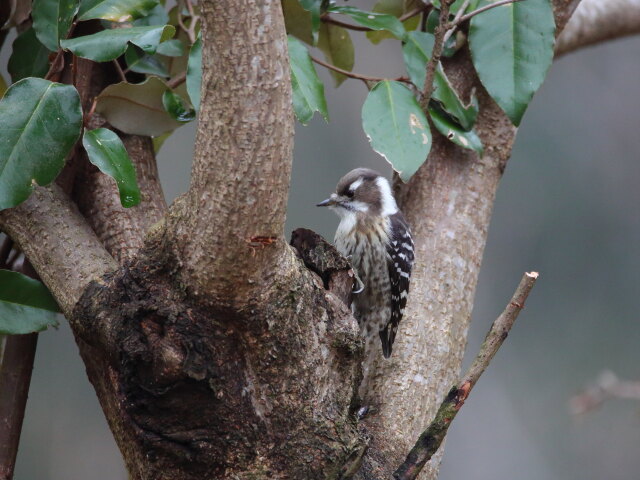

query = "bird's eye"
[[346, 190, 354, 198]]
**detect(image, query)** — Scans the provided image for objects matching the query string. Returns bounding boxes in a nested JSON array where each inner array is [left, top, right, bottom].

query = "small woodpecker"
[[317, 168, 414, 358]]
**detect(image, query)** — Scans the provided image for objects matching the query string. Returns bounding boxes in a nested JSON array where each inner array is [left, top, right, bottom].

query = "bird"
[[317, 168, 414, 358]]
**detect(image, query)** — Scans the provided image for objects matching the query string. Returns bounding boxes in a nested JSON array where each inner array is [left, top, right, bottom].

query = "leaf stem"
[[443, 0, 471, 43], [310, 55, 412, 87], [420, 0, 453, 110], [167, 71, 187, 89]]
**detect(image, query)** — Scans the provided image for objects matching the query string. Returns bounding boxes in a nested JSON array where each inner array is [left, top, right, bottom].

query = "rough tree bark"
[[2, 0, 632, 479]]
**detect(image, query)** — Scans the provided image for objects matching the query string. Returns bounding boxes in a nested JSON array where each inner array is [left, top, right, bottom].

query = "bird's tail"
[[379, 326, 395, 358]]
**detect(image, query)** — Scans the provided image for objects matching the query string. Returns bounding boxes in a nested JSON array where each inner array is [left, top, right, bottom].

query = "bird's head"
[[317, 168, 398, 218]]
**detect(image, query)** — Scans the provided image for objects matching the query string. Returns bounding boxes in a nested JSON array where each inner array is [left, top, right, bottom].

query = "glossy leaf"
[[288, 35, 328, 125], [156, 39, 183, 56], [0, 270, 59, 335], [186, 33, 201, 111], [8, 28, 50, 82], [317, 23, 353, 87], [403, 31, 478, 130], [78, 0, 158, 21], [366, 0, 421, 44], [429, 107, 483, 153], [328, 5, 406, 40], [32, 0, 80, 51], [162, 90, 195, 123], [82, 128, 141, 208], [0, 78, 82, 210], [60, 25, 175, 62], [282, 0, 313, 45], [469, 0, 555, 125], [95, 77, 183, 136], [124, 45, 170, 77], [133, 3, 168, 26], [362, 81, 430, 182], [298, 0, 322, 44]]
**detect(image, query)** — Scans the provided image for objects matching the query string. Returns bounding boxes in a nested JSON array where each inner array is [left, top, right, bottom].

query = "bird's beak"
[[316, 198, 334, 207]]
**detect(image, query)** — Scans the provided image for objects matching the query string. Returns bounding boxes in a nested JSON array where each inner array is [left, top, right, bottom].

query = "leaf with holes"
[[429, 107, 483, 153], [0, 78, 82, 210], [95, 77, 183, 136], [317, 23, 353, 87], [83, 128, 141, 208], [288, 35, 328, 125], [32, 0, 79, 51], [328, 5, 406, 40], [186, 33, 201, 111], [366, 0, 421, 44], [0, 270, 59, 335], [469, 0, 555, 125], [60, 25, 175, 62], [8, 28, 50, 82], [403, 31, 478, 130], [362, 81, 430, 182], [78, 0, 158, 21]]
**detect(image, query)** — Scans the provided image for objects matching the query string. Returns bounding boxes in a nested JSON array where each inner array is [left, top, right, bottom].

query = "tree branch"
[[0, 185, 117, 316], [311, 54, 412, 86], [0, 333, 37, 480], [556, 0, 640, 56], [569, 371, 640, 415], [164, 0, 295, 308], [420, 0, 452, 110], [393, 272, 539, 480], [321, 6, 427, 32]]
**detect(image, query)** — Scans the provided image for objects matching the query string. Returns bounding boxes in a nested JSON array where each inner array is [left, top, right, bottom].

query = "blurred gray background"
[[2, 18, 640, 480]]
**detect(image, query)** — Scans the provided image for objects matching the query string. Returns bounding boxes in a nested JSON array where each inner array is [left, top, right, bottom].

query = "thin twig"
[[455, 0, 524, 25], [112, 59, 127, 83], [393, 271, 539, 480], [569, 371, 640, 415], [443, 0, 471, 43], [419, 0, 453, 110], [310, 55, 412, 87], [321, 6, 427, 32], [44, 50, 65, 81], [177, 0, 199, 44], [167, 71, 187, 89]]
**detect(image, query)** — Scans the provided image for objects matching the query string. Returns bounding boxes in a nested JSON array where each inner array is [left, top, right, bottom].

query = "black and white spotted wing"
[[380, 212, 414, 358]]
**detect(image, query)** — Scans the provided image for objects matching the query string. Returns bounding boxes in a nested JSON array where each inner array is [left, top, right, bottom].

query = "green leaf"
[[82, 128, 141, 208], [0, 78, 82, 210], [299, 0, 322, 44], [469, 0, 555, 125], [317, 23, 354, 87], [156, 38, 183, 56], [133, 3, 168, 26], [0, 75, 7, 98], [429, 107, 483, 153], [288, 35, 328, 125], [403, 31, 478, 130], [60, 25, 175, 62], [7, 28, 50, 82], [95, 77, 183, 136], [162, 90, 195, 123], [328, 5, 406, 40], [186, 33, 201, 111], [0, 270, 59, 335], [124, 45, 170, 77], [431, 0, 473, 15], [282, 0, 313, 45], [78, 0, 159, 21], [362, 81, 430, 182], [366, 0, 421, 44], [32, 0, 80, 51], [152, 131, 171, 153]]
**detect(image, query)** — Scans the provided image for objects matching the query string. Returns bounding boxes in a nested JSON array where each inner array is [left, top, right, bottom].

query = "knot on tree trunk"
[[68, 235, 368, 479]]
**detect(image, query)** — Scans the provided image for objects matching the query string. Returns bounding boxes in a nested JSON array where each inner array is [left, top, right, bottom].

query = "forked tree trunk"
[[0, 0, 584, 478]]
